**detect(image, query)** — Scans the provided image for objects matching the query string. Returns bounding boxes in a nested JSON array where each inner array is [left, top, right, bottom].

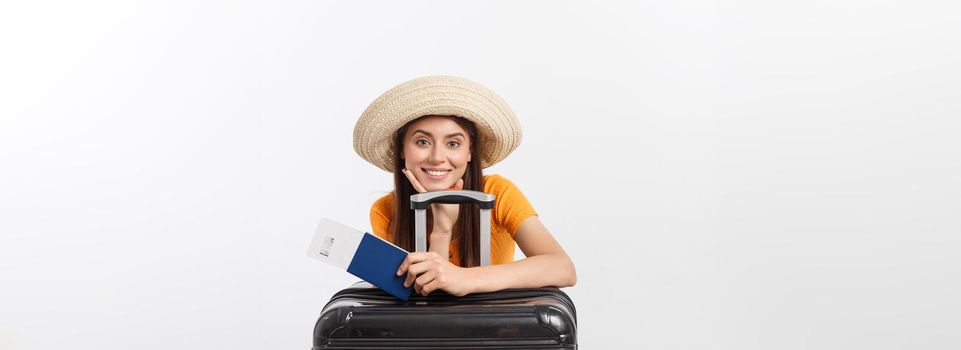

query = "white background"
[[2, 1, 960, 349]]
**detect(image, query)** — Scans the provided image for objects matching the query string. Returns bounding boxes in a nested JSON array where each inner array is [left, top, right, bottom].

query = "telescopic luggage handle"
[[410, 190, 495, 266]]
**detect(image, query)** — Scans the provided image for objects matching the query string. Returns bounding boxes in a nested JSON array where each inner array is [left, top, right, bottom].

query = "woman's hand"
[[401, 168, 464, 236], [396, 251, 474, 297]]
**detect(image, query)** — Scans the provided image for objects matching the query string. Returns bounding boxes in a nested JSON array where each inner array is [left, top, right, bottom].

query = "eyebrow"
[[411, 129, 466, 139]]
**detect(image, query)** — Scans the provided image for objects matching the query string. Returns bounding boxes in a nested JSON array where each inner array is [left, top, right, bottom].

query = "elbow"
[[563, 258, 577, 287]]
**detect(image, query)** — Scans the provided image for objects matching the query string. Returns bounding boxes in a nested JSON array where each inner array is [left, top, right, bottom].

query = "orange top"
[[369, 174, 538, 266]]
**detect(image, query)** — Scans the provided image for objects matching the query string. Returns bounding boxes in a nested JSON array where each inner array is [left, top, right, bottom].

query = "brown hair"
[[388, 116, 484, 267]]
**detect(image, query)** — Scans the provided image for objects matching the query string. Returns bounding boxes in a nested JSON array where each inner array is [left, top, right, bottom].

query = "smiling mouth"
[[422, 168, 451, 178]]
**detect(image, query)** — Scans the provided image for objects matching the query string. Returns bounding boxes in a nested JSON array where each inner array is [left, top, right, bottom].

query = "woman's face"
[[401, 116, 472, 192]]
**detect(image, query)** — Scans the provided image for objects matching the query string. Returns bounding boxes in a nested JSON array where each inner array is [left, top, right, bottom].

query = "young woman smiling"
[[353, 76, 576, 297]]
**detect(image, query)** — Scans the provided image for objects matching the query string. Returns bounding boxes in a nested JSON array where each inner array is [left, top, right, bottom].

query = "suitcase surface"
[[313, 282, 577, 349], [313, 190, 577, 349]]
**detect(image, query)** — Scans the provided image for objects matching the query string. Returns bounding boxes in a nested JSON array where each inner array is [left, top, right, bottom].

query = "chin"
[[426, 184, 451, 192]]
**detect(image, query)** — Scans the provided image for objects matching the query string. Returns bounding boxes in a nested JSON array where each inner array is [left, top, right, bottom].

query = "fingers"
[[396, 251, 436, 276], [414, 271, 436, 288], [404, 270, 417, 288], [451, 178, 464, 191], [401, 168, 428, 193], [420, 279, 441, 296], [400, 252, 447, 289], [396, 255, 410, 277], [407, 256, 444, 276], [404, 261, 430, 288], [412, 271, 443, 296]]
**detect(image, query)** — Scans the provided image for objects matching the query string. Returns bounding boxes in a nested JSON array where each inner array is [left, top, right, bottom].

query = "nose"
[[427, 144, 446, 164]]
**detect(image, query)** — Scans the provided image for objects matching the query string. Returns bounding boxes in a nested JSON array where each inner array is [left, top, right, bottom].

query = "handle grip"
[[410, 190, 495, 209]]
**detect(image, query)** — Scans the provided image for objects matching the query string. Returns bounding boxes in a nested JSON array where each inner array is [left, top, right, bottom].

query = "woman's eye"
[[447, 141, 460, 148], [416, 139, 430, 146]]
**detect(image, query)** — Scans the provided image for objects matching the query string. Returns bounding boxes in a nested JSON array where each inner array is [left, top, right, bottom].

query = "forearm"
[[427, 230, 451, 259], [466, 253, 577, 294]]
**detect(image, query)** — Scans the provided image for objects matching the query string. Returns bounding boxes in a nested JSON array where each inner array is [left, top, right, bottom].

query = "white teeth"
[[426, 169, 448, 176]]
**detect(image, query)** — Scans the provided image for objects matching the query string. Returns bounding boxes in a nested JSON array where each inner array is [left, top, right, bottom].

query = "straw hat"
[[353, 75, 522, 172]]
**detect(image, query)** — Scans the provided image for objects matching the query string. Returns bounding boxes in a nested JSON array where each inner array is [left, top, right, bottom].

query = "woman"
[[353, 75, 576, 297]]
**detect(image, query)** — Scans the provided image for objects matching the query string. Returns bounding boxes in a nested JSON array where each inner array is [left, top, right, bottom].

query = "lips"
[[422, 168, 450, 179]]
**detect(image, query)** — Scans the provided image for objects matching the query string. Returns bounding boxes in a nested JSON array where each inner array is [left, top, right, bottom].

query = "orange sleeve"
[[485, 175, 538, 238], [369, 193, 394, 241]]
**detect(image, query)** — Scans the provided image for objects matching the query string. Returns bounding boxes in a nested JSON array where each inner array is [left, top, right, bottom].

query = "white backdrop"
[[2, 1, 960, 349]]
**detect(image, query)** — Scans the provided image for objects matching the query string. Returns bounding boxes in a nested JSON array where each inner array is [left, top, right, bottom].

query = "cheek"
[[451, 150, 471, 174], [402, 148, 426, 166]]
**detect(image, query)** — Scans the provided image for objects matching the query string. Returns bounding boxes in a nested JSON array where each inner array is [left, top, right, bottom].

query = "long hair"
[[389, 116, 484, 267]]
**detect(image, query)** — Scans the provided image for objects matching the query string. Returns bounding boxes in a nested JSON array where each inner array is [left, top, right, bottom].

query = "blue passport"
[[307, 219, 413, 301], [347, 233, 412, 301]]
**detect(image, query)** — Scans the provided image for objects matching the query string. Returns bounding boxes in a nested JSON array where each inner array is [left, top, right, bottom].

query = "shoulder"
[[483, 173, 533, 209], [483, 174, 537, 236], [483, 174, 522, 194], [369, 192, 394, 240], [370, 192, 394, 217]]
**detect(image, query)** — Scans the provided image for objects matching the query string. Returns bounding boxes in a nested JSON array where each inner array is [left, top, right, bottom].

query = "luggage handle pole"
[[410, 190, 495, 266]]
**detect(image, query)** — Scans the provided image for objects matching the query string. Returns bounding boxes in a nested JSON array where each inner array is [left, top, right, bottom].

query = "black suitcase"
[[313, 191, 577, 349]]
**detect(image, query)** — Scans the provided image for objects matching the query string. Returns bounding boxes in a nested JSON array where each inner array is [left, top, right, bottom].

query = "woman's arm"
[[398, 215, 576, 296], [466, 216, 576, 293], [427, 230, 452, 261]]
